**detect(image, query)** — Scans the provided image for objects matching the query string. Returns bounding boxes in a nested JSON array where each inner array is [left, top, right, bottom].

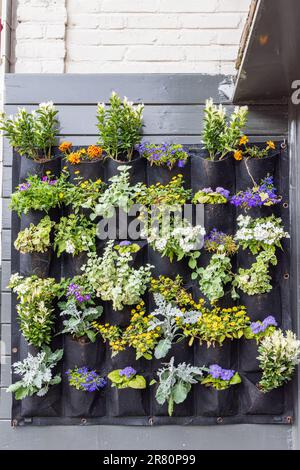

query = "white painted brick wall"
[[13, 0, 252, 74]]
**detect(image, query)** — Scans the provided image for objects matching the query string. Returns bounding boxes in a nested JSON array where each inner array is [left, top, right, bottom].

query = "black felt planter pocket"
[[64, 388, 106, 418], [20, 210, 45, 230], [105, 303, 132, 327], [238, 289, 282, 323], [203, 203, 235, 234], [241, 374, 284, 415], [19, 154, 61, 182], [235, 152, 279, 192], [64, 335, 106, 370], [151, 340, 193, 372], [151, 383, 194, 417], [108, 387, 148, 417], [235, 205, 279, 220], [195, 385, 238, 417], [190, 151, 235, 195], [62, 252, 88, 277], [146, 160, 191, 188], [239, 339, 259, 372], [66, 159, 104, 183], [148, 246, 191, 282], [104, 155, 146, 185], [194, 342, 232, 369], [19, 250, 52, 278], [20, 385, 61, 418]]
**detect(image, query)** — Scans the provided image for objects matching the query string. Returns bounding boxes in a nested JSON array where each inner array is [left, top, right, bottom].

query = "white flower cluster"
[[65, 240, 76, 254], [235, 215, 290, 246]]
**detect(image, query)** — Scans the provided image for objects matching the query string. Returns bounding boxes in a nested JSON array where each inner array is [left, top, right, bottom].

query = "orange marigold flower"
[[234, 150, 243, 161], [67, 152, 81, 165], [266, 140, 276, 150], [87, 145, 103, 159], [239, 135, 249, 146], [59, 141, 72, 153]]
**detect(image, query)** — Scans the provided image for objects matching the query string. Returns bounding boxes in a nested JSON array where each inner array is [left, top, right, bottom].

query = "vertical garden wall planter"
[[19, 250, 52, 278], [104, 155, 147, 185], [18, 154, 61, 183], [235, 151, 279, 192], [203, 204, 235, 234], [66, 159, 104, 183], [20, 385, 62, 418], [195, 385, 238, 417], [241, 374, 284, 415], [108, 387, 148, 417], [146, 160, 191, 188], [190, 150, 235, 195]]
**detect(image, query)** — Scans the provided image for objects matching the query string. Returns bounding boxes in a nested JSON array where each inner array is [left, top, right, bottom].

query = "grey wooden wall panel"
[[5, 74, 234, 105], [1, 262, 11, 293], [0, 391, 11, 419], [1, 230, 11, 261], [0, 358, 10, 388], [1, 293, 11, 324], [4, 105, 288, 136], [2, 166, 12, 198], [2, 199, 11, 230]]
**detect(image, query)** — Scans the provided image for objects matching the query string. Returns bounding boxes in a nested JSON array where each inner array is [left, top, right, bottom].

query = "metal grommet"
[[217, 417, 223, 424], [12, 419, 18, 428], [81, 418, 87, 425], [148, 417, 154, 426], [283, 202, 289, 209], [284, 273, 290, 280], [281, 140, 287, 150], [12, 347, 18, 353], [285, 416, 293, 424]]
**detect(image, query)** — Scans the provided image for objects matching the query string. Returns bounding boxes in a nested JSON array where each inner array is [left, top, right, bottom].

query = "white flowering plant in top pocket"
[[235, 214, 290, 255]]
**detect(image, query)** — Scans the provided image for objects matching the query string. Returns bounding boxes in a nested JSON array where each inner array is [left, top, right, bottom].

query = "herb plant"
[[258, 330, 300, 392], [66, 367, 107, 392], [7, 347, 63, 400], [0, 102, 59, 160], [108, 367, 146, 389], [192, 187, 230, 204], [152, 357, 204, 416], [8, 274, 62, 347], [137, 142, 189, 169], [83, 241, 153, 310], [97, 92, 144, 161], [14, 215, 54, 254], [201, 365, 241, 390], [54, 214, 96, 257]]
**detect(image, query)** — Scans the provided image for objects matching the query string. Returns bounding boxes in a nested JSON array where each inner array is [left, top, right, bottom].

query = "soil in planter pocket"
[[19, 250, 52, 278]]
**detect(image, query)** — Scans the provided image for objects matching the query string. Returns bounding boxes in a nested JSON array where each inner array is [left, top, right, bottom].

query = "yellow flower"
[[59, 192, 64, 199], [74, 170, 80, 174], [239, 135, 249, 146], [59, 141, 72, 153], [234, 150, 243, 161], [87, 145, 103, 159], [266, 140, 276, 150]]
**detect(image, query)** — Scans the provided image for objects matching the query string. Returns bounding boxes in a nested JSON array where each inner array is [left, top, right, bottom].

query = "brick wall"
[[12, 0, 251, 74]]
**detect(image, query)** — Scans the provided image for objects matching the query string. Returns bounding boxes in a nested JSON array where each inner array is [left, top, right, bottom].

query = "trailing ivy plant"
[[0, 102, 59, 160], [7, 347, 63, 400], [54, 214, 96, 257], [83, 241, 153, 311], [97, 92, 144, 161], [14, 215, 54, 254], [8, 273, 63, 347], [151, 357, 204, 416]]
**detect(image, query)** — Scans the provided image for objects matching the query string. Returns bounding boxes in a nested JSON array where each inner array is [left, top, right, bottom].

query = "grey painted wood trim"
[[0, 391, 11, 419], [1, 262, 11, 293], [4, 104, 289, 136], [0, 357, 11, 388], [1, 230, 11, 261], [1, 293, 12, 324], [4, 74, 234, 105], [2, 199, 11, 230]]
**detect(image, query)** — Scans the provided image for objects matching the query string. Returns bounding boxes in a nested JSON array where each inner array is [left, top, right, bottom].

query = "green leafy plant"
[[10, 173, 68, 216], [7, 347, 63, 400], [14, 215, 54, 254], [54, 214, 96, 257], [0, 102, 59, 160], [135, 174, 191, 208], [235, 214, 290, 255], [59, 301, 103, 343], [202, 99, 248, 161], [201, 365, 241, 390], [152, 357, 204, 416], [91, 165, 142, 219], [239, 138, 277, 160], [150, 275, 205, 311], [192, 253, 233, 304], [83, 241, 153, 311], [192, 187, 230, 204], [66, 367, 107, 392], [232, 250, 277, 297], [258, 330, 300, 392], [63, 174, 106, 214], [108, 367, 146, 389], [8, 273, 62, 347], [97, 92, 144, 161], [244, 315, 278, 343]]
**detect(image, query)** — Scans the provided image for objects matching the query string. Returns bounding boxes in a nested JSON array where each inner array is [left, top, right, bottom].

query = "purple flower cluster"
[[67, 283, 91, 303], [119, 366, 136, 379], [119, 240, 131, 246], [66, 367, 107, 392], [41, 176, 57, 185], [250, 315, 278, 335], [204, 228, 226, 244], [209, 364, 235, 382], [230, 176, 281, 208], [137, 142, 188, 169], [19, 182, 31, 191]]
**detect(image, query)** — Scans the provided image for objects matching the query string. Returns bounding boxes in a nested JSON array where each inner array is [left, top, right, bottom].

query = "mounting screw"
[[217, 417, 223, 424], [81, 418, 87, 425], [281, 140, 287, 150], [284, 273, 290, 280], [285, 416, 293, 424], [283, 202, 289, 209], [148, 417, 154, 426], [12, 348, 18, 353]]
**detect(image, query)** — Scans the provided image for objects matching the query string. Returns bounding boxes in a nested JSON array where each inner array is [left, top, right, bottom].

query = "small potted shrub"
[[59, 276, 105, 368], [191, 99, 248, 193], [107, 367, 147, 417], [137, 142, 190, 187], [151, 357, 204, 417], [14, 215, 54, 277], [197, 365, 241, 417], [7, 347, 63, 418], [235, 138, 280, 192], [65, 367, 107, 418], [97, 92, 146, 183], [59, 142, 104, 182], [192, 186, 234, 234], [53, 214, 96, 276], [0, 102, 61, 181]]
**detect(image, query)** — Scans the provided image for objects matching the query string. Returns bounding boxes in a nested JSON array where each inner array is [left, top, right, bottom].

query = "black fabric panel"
[[10, 143, 293, 426]]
